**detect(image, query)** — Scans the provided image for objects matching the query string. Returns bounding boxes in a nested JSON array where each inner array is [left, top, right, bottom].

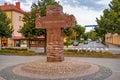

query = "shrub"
[[64, 40, 74, 47], [64, 50, 116, 58], [0, 48, 37, 56]]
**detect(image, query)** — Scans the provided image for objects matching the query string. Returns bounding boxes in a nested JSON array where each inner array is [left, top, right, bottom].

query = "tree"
[[83, 32, 89, 41], [31, 0, 59, 16], [19, 0, 58, 48], [64, 28, 73, 40], [87, 30, 98, 41], [0, 9, 13, 49], [83, 30, 98, 41], [64, 20, 85, 42], [96, 0, 120, 42], [20, 0, 59, 36], [74, 24, 85, 40], [19, 11, 45, 48], [63, 28, 74, 47], [94, 26, 106, 42], [19, 12, 45, 38]]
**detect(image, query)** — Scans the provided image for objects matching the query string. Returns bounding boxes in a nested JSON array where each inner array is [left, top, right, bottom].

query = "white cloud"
[[4, 0, 13, 3], [97, 0, 111, 6], [57, 0, 111, 32], [10, 0, 32, 11], [62, 5, 103, 26], [21, 3, 31, 12], [20, 1, 32, 11]]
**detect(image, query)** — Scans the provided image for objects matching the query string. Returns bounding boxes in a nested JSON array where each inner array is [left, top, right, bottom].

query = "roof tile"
[[0, 2, 24, 13]]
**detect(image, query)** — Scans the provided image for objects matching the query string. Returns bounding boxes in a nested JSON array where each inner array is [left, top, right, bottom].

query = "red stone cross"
[[36, 5, 75, 62]]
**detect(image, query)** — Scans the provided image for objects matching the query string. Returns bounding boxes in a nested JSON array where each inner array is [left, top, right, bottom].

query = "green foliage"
[[83, 30, 98, 41], [83, 32, 89, 40], [0, 48, 119, 58], [64, 50, 118, 58], [0, 48, 37, 56], [64, 40, 74, 47], [0, 9, 13, 38], [74, 24, 85, 38], [19, 11, 45, 39], [64, 21, 85, 41], [64, 28, 73, 37], [31, 0, 59, 16], [96, 0, 120, 39], [19, 0, 59, 39], [94, 26, 106, 42]]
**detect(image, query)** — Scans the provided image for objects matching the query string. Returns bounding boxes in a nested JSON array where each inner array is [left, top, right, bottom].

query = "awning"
[[12, 35, 45, 40], [37, 35, 45, 39], [12, 36, 25, 40]]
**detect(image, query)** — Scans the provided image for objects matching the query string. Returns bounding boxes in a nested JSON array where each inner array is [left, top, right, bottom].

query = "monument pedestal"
[[47, 42, 64, 62], [46, 28, 64, 62]]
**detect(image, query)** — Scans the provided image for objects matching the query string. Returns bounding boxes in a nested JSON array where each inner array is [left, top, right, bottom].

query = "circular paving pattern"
[[0, 77, 5, 80], [0, 59, 112, 80], [13, 60, 99, 79]]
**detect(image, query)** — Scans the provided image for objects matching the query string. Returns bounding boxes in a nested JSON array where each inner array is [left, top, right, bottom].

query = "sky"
[[0, 0, 112, 32]]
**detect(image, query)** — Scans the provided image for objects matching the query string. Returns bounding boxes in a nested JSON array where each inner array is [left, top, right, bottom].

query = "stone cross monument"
[[36, 5, 75, 62]]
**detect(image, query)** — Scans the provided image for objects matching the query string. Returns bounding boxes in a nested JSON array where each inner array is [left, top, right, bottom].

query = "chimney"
[[16, 2, 20, 9], [4, 3, 7, 5]]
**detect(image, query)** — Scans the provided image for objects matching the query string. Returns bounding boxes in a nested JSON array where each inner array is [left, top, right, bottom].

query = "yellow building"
[[0, 2, 24, 47], [105, 33, 120, 46]]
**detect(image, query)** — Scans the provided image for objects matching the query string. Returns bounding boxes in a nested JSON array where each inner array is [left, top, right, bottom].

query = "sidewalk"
[[107, 43, 120, 54], [0, 56, 115, 80], [108, 43, 120, 49]]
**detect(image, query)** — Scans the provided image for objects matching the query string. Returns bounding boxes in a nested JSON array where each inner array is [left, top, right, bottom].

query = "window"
[[19, 16, 22, 21], [19, 26, 22, 28]]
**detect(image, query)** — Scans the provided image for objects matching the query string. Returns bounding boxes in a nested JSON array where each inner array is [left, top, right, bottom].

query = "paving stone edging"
[[0, 64, 112, 80], [0, 77, 5, 80]]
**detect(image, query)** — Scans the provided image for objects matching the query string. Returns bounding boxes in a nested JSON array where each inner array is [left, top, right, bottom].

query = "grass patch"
[[0, 48, 120, 58], [64, 50, 120, 58], [0, 48, 38, 56]]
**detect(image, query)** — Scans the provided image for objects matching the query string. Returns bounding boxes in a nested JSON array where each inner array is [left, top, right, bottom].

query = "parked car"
[[73, 41, 79, 46], [84, 40, 88, 44]]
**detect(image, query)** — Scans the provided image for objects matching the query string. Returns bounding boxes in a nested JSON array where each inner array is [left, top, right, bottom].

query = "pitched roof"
[[0, 2, 24, 14]]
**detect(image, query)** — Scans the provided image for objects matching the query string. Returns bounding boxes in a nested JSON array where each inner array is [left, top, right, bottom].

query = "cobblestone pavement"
[[0, 77, 4, 80], [0, 55, 120, 80], [0, 64, 112, 80], [74, 57, 120, 80]]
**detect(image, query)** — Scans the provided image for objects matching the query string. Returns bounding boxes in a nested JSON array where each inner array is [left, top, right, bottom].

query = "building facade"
[[0, 2, 45, 48], [105, 33, 120, 46], [0, 2, 24, 47]]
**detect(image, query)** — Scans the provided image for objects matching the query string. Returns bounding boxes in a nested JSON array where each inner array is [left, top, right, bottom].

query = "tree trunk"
[[27, 39, 31, 49], [44, 34, 47, 54], [29, 39, 31, 49], [0, 38, 1, 50]]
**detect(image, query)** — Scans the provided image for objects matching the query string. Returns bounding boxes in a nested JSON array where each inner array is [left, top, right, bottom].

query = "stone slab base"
[[13, 59, 99, 79], [47, 56, 64, 62]]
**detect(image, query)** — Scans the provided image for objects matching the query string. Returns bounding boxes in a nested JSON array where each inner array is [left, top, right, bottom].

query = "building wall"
[[6, 11, 13, 28], [3, 10, 24, 47], [0, 2, 25, 47], [12, 11, 24, 36], [105, 33, 120, 46]]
